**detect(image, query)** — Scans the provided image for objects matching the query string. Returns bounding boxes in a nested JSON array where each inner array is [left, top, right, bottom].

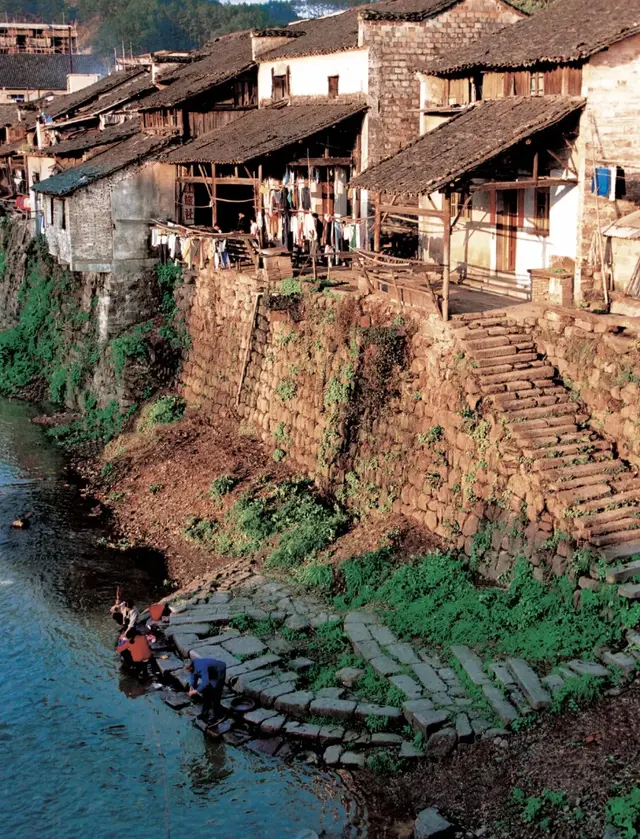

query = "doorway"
[[496, 189, 518, 273]]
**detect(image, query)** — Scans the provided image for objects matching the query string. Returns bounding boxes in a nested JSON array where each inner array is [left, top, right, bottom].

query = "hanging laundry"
[[592, 167, 611, 198], [334, 168, 348, 217], [301, 186, 311, 211]]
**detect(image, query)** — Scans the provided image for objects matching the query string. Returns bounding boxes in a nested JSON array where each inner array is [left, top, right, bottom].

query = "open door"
[[496, 189, 518, 273]]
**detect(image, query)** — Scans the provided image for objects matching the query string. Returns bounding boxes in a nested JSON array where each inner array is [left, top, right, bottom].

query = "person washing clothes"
[[110, 595, 140, 630], [117, 627, 154, 678], [184, 657, 227, 723]]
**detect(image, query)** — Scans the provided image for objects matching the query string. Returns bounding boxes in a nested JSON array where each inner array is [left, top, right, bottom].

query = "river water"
[[0, 399, 363, 839]]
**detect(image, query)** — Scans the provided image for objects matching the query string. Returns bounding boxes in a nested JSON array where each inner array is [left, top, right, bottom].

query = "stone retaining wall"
[[180, 268, 568, 578]]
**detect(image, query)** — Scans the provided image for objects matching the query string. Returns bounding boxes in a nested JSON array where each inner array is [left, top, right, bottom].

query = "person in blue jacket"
[[184, 657, 227, 723]]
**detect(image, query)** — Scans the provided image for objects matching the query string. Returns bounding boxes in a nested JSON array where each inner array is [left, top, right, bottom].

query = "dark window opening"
[[451, 190, 472, 223], [328, 75, 339, 98], [47, 195, 53, 225]]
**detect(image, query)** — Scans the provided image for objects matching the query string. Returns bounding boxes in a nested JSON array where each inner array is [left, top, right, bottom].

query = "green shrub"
[[606, 787, 640, 838], [110, 321, 153, 380], [366, 749, 404, 776], [183, 516, 218, 545], [138, 395, 185, 430], [550, 674, 605, 714], [209, 474, 240, 499], [50, 393, 137, 446], [276, 378, 297, 402], [295, 562, 334, 592]]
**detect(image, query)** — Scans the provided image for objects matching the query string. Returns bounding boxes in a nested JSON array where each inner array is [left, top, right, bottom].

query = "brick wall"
[[180, 266, 572, 580], [577, 33, 640, 302], [362, 0, 522, 166]]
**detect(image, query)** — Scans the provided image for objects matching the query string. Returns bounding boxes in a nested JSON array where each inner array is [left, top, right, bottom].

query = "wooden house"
[[353, 0, 640, 314], [138, 32, 258, 140]]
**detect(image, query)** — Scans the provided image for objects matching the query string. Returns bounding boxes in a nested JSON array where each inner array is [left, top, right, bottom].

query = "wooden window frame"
[[328, 75, 339, 99], [533, 187, 550, 237], [450, 190, 472, 223], [271, 68, 289, 102]]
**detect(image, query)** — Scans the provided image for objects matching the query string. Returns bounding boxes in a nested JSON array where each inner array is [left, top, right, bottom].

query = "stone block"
[[309, 697, 357, 721], [340, 751, 365, 768], [318, 725, 345, 745], [386, 642, 421, 665], [455, 713, 473, 744], [399, 741, 424, 759], [351, 638, 383, 661], [412, 663, 448, 694], [344, 622, 373, 643], [156, 654, 185, 674], [172, 633, 200, 657], [165, 623, 212, 638], [190, 646, 241, 668], [369, 625, 398, 646], [221, 635, 267, 658], [323, 744, 344, 766], [567, 659, 609, 679], [389, 674, 423, 700], [371, 732, 403, 746], [336, 667, 364, 687], [289, 657, 315, 673], [426, 728, 457, 758], [506, 658, 551, 710], [274, 690, 314, 717], [284, 721, 321, 740], [414, 808, 453, 839], [601, 651, 637, 678], [260, 714, 287, 734], [481, 685, 519, 725], [244, 707, 279, 726], [370, 655, 404, 677], [403, 700, 448, 738], [354, 703, 403, 724], [315, 687, 345, 699], [260, 682, 298, 707]]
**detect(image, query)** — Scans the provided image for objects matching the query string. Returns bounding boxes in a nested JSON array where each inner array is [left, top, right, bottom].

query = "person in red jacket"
[[117, 627, 153, 678]]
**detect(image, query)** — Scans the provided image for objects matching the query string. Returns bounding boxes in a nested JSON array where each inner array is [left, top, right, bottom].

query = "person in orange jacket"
[[117, 627, 154, 677]]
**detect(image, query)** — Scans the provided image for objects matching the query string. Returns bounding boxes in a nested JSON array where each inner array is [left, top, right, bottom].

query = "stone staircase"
[[451, 311, 640, 591]]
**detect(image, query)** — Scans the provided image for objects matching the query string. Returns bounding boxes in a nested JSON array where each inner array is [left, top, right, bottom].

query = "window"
[[533, 187, 550, 236], [47, 195, 53, 225], [451, 190, 472, 223], [530, 72, 544, 97], [272, 69, 289, 101], [328, 75, 339, 98], [60, 198, 66, 230], [9, 94, 24, 103]]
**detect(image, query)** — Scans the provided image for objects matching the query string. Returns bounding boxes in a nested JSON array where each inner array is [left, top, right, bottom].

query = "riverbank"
[[73, 400, 640, 839]]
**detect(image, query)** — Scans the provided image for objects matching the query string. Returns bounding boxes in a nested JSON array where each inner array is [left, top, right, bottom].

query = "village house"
[[0, 21, 78, 55], [0, 52, 106, 103], [146, 0, 523, 273], [31, 131, 174, 273], [353, 0, 640, 317]]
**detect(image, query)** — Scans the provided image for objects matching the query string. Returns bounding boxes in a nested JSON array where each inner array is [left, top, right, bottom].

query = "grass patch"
[[137, 395, 185, 430], [209, 474, 240, 499], [329, 549, 640, 665]]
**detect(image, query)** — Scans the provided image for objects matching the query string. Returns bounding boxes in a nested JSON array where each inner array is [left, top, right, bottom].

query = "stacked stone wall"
[[181, 268, 567, 580]]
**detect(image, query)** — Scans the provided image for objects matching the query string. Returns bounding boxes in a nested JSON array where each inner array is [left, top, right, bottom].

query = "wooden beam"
[[442, 190, 451, 322], [289, 157, 352, 166], [374, 192, 381, 253], [379, 203, 446, 219], [470, 177, 577, 192], [177, 175, 257, 185], [532, 150, 539, 183]]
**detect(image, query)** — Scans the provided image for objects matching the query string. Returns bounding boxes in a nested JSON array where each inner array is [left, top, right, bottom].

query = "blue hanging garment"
[[592, 166, 611, 197]]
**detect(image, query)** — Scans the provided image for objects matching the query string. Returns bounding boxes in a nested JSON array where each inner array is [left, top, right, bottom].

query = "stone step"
[[451, 311, 509, 323], [512, 414, 578, 433], [531, 443, 611, 468], [619, 584, 640, 599], [574, 489, 640, 515], [601, 539, 640, 563], [504, 402, 577, 422], [450, 645, 490, 686], [586, 517, 640, 539], [496, 393, 572, 413], [476, 353, 539, 373], [566, 660, 610, 679], [547, 460, 624, 482], [555, 483, 612, 507], [493, 385, 565, 405], [473, 342, 535, 360], [506, 658, 551, 710], [481, 684, 519, 725], [599, 650, 637, 677], [549, 472, 620, 493], [465, 335, 516, 350], [514, 426, 581, 445], [605, 559, 640, 583], [479, 365, 556, 386], [610, 475, 640, 493], [592, 527, 640, 548], [576, 505, 640, 532]]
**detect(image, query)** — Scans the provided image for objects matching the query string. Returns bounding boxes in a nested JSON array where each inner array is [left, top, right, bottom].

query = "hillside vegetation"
[[0, 0, 555, 56]]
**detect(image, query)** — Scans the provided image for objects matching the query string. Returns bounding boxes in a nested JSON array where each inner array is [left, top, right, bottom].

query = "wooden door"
[[496, 189, 518, 273]]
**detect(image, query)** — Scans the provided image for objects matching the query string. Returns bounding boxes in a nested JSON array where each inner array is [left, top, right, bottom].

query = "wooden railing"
[[355, 249, 442, 317]]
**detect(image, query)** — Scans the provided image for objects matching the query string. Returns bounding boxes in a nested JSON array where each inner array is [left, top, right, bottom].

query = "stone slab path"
[[151, 569, 638, 770]]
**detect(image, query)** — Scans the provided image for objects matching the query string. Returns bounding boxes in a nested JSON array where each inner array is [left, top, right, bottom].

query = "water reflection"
[[0, 398, 364, 839]]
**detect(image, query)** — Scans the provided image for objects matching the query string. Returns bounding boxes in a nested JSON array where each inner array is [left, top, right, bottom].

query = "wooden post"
[[211, 163, 217, 228], [373, 191, 381, 253], [442, 190, 452, 322]]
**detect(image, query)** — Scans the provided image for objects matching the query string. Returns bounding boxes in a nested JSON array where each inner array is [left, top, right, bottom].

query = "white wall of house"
[[420, 178, 579, 296], [26, 154, 56, 227], [258, 48, 368, 103]]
